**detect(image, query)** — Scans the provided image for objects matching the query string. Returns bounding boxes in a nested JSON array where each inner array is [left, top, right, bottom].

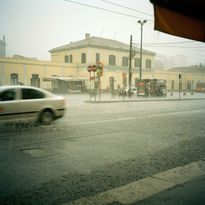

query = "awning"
[[43, 76, 89, 82], [150, 0, 205, 42]]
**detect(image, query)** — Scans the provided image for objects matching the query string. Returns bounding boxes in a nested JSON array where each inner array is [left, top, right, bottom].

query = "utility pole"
[[128, 35, 132, 96], [179, 74, 181, 100], [138, 20, 147, 80]]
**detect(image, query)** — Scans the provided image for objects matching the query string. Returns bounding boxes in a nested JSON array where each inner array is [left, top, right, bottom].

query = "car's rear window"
[[22, 88, 45, 100]]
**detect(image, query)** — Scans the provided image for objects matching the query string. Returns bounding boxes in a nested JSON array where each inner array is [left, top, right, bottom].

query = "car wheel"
[[40, 110, 54, 125]]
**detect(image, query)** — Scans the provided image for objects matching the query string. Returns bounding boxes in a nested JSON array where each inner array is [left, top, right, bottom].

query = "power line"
[[133, 40, 199, 45], [142, 45, 205, 48], [64, 0, 153, 21], [143, 45, 205, 49], [101, 0, 153, 17], [148, 48, 205, 59]]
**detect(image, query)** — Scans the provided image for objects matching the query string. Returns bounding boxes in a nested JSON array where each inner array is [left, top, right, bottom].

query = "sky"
[[0, 0, 205, 66]]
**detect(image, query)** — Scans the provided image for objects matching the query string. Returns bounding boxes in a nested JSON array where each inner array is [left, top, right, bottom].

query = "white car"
[[0, 85, 66, 125]]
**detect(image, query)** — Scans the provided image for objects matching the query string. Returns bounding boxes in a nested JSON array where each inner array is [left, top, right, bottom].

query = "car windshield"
[[1, 1, 205, 205]]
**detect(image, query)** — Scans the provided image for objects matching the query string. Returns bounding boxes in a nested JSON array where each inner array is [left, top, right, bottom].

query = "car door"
[[17, 87, 46, 121]]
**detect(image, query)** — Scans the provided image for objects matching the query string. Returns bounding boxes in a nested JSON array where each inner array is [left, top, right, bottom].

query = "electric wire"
[[133, 40, 203, 45], [101, 0, 153, 17], [64, 0, 153, 21]]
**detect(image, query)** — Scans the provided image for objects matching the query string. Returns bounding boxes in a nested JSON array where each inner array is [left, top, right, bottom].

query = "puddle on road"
[[20, 148, 49, 158]]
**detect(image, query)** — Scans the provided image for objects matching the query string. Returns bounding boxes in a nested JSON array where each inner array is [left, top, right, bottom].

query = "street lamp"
[[138, 20, 147, 80]]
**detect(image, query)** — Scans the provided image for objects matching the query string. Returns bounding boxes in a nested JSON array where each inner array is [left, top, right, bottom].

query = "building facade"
[[0, 57, 77, 92], [49, 33, 155, 91], [0, 33, 205, 92]]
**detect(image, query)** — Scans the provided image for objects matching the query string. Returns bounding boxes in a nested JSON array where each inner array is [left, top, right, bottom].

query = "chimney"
[[85, 33, 90, 39]]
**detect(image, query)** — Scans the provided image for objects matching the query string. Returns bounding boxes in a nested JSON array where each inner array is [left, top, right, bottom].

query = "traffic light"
[[97, 62, 103, 77]]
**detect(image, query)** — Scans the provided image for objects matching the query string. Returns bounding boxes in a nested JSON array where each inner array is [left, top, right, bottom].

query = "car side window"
[[22, 88, 45, 100], [0, 89, 16, 101]]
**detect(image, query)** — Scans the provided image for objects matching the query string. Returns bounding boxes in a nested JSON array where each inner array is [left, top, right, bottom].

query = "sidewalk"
[[84, 92, 205, 103]]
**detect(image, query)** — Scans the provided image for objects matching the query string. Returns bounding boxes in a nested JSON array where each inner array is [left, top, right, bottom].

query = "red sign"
[[87, 65, 97, 72], [137, 81, 146, 96], [138, 82, 145, 86], [122, 73, 126, 78]]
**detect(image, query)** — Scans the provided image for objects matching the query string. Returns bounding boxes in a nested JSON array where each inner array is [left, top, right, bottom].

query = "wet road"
[[0, 98, 205, 205]]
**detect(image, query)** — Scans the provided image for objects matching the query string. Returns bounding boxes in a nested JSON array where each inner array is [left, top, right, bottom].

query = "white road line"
[[70, 117, 136, 125], [143, 109, 205, 118], [63, 160, 205, 205], [70, 109, 205, 126]]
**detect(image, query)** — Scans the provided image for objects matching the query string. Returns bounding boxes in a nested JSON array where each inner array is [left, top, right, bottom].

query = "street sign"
[[87, 65, 97, 72], [122, 73, 126, 78], [97, 62, 103, 77]]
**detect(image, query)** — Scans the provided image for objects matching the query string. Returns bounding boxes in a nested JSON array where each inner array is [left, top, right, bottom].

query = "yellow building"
[[1, 33, 205, 92], [49, 33, 155, 91], [0, 56, 78, 92]]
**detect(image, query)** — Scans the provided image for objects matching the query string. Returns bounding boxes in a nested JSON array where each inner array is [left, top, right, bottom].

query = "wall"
[[1, 56, 205, 92], [0, 57, 77, 89]]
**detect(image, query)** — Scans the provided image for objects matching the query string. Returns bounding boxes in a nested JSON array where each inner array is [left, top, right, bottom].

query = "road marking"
[[69, 109, 205, 126], [63, 160, 205, 205], [143, 109, 205, 118], [70, 117, 136, 125]]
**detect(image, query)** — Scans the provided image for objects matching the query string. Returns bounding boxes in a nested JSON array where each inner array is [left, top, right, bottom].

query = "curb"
[[84, 98, 205, 103]]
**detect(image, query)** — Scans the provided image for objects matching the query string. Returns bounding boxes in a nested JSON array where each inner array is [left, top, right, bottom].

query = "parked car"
[[0, 85, 66, 125]]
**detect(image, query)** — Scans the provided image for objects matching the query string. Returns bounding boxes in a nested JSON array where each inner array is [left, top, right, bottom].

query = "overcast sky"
[[1, 0, 205, 65]]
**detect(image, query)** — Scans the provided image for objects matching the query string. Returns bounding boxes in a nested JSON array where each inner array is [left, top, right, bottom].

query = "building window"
[[10, 73, 18, 85], [171, 80, 175, 90], [65, 55, 68, 63], [81, 53, 86, 64], [69, 55, 73, 63], [187, 80, 191, 90], [122, 57, 128, 67], [65, 55, 73, 63], [31, 74, 40, 87], [134, 58, 140, 67], [96, 53, 100, 64], [146, 59, 151, 69], [109, 55, 116, 65]]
